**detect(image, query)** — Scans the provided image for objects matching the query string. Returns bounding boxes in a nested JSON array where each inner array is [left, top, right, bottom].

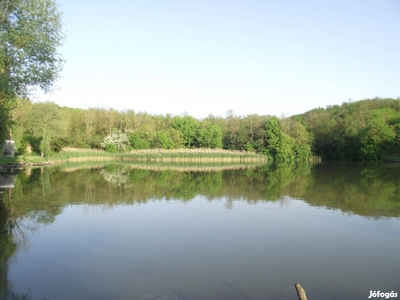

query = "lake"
[[0, 162, 399, 300]]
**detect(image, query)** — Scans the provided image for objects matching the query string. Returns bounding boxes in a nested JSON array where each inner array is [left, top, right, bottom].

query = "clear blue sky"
[[34, 0, 400, 118]]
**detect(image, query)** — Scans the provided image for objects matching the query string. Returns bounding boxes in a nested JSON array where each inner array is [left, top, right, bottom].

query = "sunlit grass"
[[0, 155, 50, 166], [53, 147, 268, 163]]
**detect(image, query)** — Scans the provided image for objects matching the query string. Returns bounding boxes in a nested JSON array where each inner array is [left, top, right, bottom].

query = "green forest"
[[1, 97, 400, 162], [300, 98, 400, 161], [1, 1, 399, 163]]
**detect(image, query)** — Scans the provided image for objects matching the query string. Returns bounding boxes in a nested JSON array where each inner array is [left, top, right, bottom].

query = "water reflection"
[[306, 162, 400, 218], [0, 162, 399, 299], [0, 173, 49, 300], [0, 174, 15, 189], [1, 162, 399, 222]]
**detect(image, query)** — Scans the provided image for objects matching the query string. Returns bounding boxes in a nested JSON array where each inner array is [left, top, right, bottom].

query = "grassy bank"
[[0, 155, 49, 165], [1, 148, 268, 166], [52, 148, 268, 163]]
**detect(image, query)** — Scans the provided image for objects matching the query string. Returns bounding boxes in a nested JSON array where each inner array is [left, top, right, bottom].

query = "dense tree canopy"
[[4, 89, 400, 164], [0, 0, 64, 142], [300, 98, 400, 161]]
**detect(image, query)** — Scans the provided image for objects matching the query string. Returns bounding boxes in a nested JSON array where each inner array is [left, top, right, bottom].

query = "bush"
[[101, 131, 129, 152]]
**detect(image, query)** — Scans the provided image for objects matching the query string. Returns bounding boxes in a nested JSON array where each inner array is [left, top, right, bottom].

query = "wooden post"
[[295, 283, 308, 300]]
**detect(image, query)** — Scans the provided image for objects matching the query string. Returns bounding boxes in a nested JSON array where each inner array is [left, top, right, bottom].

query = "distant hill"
[[297, 98, 400, 161]]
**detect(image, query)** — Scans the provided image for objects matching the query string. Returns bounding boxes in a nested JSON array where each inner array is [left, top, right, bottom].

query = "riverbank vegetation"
[[4, 100, 314, 162], [2, 97, 399, 162], [53, 148, 267, 163], [298, 98, 400, 161]]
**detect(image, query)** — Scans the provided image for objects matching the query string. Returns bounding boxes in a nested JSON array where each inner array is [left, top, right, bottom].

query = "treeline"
[[5, 97, 400, 161], [7, 100, 312, 162], [298, 97, 400, 161]]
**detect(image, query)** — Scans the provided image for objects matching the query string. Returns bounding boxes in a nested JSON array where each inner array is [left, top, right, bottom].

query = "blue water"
[[7, 197, 400, 300]]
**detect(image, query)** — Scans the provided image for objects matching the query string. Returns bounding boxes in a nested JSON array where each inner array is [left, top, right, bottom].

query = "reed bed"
[[120, 162, 261, 172], [56, 148, 268, 163], [59, 160, 263, 173]]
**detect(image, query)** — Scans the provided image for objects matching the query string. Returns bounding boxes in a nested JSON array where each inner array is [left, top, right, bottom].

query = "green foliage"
[[300, 98, 400, 161], [360, 116, 396, 161], [39, 131, 51, 157], [0, 101, 12, 142], [264, 117, 295, 162], [101, 130, 129, 153], [197, 121, 223, 148], [10, 125, 24, 154], [281, 118, 312, 161], [0, 0, 65, 145], [0, 0, 65, 98], [129, 132, 151, 149], [153, 128, 184, 149], [6, 95, 400, 162], [293, 143, 311, 161], [23, 102, 64, 157], [171, 116, 200, 148]]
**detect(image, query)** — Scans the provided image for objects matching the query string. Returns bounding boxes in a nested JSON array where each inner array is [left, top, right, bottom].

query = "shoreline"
[[0, 148, 269, 172]]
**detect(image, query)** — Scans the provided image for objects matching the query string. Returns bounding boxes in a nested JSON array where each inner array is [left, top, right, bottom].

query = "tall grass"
[[54, 148, 268, 163], [59, 160, 264, 173]]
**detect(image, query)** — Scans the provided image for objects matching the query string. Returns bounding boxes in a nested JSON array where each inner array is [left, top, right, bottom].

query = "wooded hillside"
[[298, 97, 400, 161], [5, 97, 400, 162]]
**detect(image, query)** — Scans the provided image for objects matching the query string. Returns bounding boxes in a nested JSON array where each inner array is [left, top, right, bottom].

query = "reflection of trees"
[[100, 165, 129, 186], [0, 198, 15, 300], [2, 162, 399, 233], [0, 190, 41, 299], [304, 162, 400, 218], [0, 161, 399, 298], [0, 174, 49, 299], [3, 163, 310, 213]]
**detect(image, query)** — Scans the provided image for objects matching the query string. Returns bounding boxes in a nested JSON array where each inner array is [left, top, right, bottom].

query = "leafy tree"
[[246, 114, 263, 143], [360, 117, 396, 161], [60, 107, 86, 148], [171, 116, 200, 148], [264, 117, 295, 162], [0, 0, 65, 143], [129, 132, 151, 150], [24, 102, 64, 157], [224, 109, 241, 149], [101, 130, 129, 153], [152, 128, 184, 149], [9, 98, 32, 154], [0, 100, 13, 144], [281, 118, 312, 161], [299, 98, 400, 161], [40, 130, 52, 157], [197, 121, 222, 148]]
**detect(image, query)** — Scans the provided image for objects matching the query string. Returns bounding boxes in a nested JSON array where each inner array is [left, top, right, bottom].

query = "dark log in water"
[[295, 283, 308, 300]]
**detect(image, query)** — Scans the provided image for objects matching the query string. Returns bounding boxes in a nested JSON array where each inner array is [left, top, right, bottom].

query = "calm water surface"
[[0, 162, 399, 300]]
